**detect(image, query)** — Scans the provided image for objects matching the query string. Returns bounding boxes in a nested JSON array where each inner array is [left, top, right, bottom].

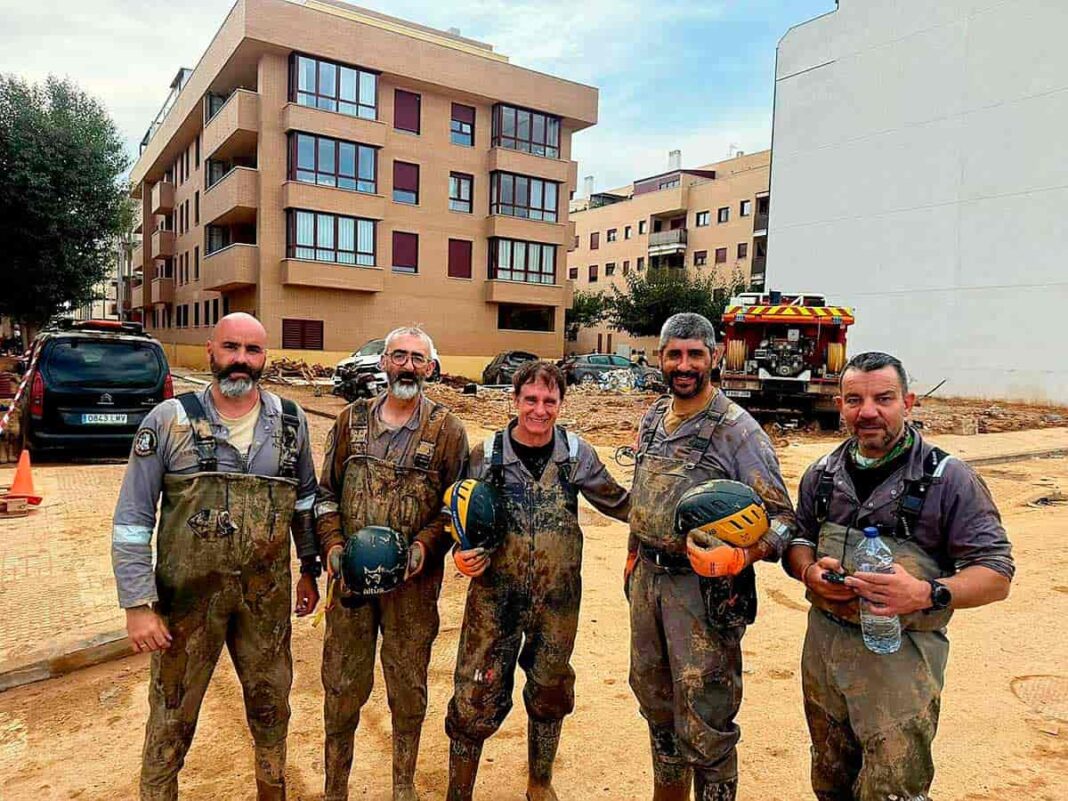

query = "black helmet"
[[443, 479, 505, 552], [340, 526, 408, 596], [674, 480, 769, 547]]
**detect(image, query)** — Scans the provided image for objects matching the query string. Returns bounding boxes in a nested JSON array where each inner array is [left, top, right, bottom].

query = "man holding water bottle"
[[784, 352, 1014, 801]]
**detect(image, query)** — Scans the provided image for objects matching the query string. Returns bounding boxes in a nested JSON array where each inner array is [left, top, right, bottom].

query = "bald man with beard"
[[112, 313, 321, 800]]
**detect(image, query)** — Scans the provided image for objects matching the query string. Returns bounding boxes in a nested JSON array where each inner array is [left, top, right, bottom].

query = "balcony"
[[203, 244, 258, 292], [203, 90, 259, 162], [485, 215, 569, 247], [488, 148, 571, 185], [753, 212, 769, 235], [130, 283, 145, 309], [150, 277, 174, 306], [750, 255, 767, 289], [648, 228, 688, 257], [281, 259, 384, 293], [151, 229, 176, 259], [281, 180, 387, 219], [281, 102, 387, 149], [484, 279, 571, 307], [150, 181, 175, 215], [202, 167, 259, 227], [131, 243, 144, 272]]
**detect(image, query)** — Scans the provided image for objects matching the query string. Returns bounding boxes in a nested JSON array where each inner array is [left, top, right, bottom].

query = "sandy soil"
[[1, 386, 1066, 800]]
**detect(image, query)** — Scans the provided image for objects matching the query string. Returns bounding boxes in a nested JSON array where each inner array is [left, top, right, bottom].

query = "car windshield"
[[354, 339, 385, 357], [44, 339, 163, 388]]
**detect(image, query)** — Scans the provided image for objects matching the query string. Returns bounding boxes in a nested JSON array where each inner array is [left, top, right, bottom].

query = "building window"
[[658, 177, 680, 190], [194, 303, 200, 327], [638, 220, 646, 235], [212, 298, 219, 323], [282, 318, 324, 350], [392, 231, 419, 273], [203, 301, 210, 327], [392, 161, 419, 204], [637, 256, 645, 270], [288, 209, 375, 265], [696, 210, 710, 227], [489, 238, 556, 284], [740, 199, 752, 217], [568, 267, 578, 280], [590, 231, 599, 250], [624, 225, 632, 240], [447, 239, 473, 278], [291, 53, 377, 120], [291, 132, 377, 193], [449, 172, 473, 213], [194, 191, 200, 225], [498, 303, 554, 332], [194, 247, 199, 280], [572, 235, 579, 250], [195, 135, 200, 168], [717, 207, 730, 224], [451, 103, 475, 146], [715, 247, 727, 264], [694, 250, 708, 267], [492, 104, 560, 158], [490, 172, 558, 222], [757, 196, 770, 216], [394, 89, 421, 134], [206, 225, 230, 254], [606, 228, 617, 243], [605, 262, 617, 276], [737, 242, 748, 259], [588, 264, 598, 282], [622, 260, 630, 275]]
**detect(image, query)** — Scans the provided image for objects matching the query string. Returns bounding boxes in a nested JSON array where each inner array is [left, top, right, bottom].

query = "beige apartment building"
[[128, 0, 596, 375], [567, 150, 769, 357]]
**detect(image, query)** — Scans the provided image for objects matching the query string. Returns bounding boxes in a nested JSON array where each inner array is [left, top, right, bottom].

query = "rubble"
[[262, 358, 334, 382]]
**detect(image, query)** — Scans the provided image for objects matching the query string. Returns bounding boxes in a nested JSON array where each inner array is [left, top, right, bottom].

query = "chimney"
[[668, 149, 681, 171], [583, 175, 595, 198]]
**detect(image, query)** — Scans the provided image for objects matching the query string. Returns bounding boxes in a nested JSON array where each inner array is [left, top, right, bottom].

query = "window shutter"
[[303, 320, 324, 350], [451, 103, 475, 125], [282, 319, 303, 349], [393, 161, 419, 193], [448, 239, 473, 278], [393, 231, 419, 271], [394, 90, 421, 133], [282, 319, 324, 349]]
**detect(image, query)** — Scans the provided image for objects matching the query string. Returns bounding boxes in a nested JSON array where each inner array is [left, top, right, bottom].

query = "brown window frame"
[[393, 89, 421, 134], [488, 237, 557, 284], [623, 260, 630, 275], [695, 210, 710, 227], [624, 225, 632, 239], [489, 172, 558, 222], [694, 250, 708, 267], [290, 53, 378, 120], [448, 238, 473, 279], [605, 262, 616, 276], [392, 230, 419, 274], [497, 303, 554, 332], [568, 266, 579, 280], [737, 242, 748, 259], [282, 318, 325, 350], [290, 131, 378, 193], [637, 256, 645, 270], [590, 231, 599, 250], [638, 220, 647, 235], [392, 161, 420, 205], [715, 247, 728, 264], [449, 172, 473, 213], [451, 103, 475, 146], [717, 207, 730, 224], [492, 103, 561, 158], [740, 199, 752, 217], [607, 228, 617, 242], [287, 209, 376, 266], [588, 264, 598, 282]]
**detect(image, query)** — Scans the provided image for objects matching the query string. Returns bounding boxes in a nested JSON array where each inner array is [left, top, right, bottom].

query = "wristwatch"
[[299, 557, 323, 579], [926, 579, 952, 611]]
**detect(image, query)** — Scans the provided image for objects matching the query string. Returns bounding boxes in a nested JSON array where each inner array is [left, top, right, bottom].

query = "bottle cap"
[[862, 526, 879, 539]]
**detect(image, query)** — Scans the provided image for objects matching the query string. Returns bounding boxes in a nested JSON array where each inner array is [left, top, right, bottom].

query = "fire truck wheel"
[[725, 340, 747, 372]]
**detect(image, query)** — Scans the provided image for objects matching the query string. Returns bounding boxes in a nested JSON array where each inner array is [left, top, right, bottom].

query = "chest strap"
[[348, 401, 371, 457], [484, 426, 580, 492], [413, 403, 449, 470], [636, 396, 670, 459], [177, 392, 217, 472], [278, 398, 301, 480]]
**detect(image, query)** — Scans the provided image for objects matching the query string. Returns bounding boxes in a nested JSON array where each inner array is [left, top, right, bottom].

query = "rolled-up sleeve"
[[574, 441, 630, 522], [940, 460, 1015, 579], [730, 423, 797, 558], [111, 406, 168, 608]]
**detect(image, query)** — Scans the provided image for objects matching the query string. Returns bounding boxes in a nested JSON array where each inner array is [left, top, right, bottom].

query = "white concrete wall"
[[769, 0, 1068, 403]]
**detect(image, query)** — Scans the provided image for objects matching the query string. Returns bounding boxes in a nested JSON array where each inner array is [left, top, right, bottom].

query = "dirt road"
[[1, 397, 1066, 800]]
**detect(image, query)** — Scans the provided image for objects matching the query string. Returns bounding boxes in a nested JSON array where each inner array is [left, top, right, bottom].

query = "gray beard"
[[388, 377, 422, 400], [218, 376, 256, 398]]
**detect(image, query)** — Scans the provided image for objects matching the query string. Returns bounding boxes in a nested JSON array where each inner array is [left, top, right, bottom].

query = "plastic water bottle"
[[855, 526, 902, 654]]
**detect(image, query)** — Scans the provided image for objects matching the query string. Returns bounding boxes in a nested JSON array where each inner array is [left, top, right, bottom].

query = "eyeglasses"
[[386, 349, 429, 367]]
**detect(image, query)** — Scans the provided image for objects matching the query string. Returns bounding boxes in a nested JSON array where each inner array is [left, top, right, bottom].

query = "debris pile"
[[913, 397, 1068, 436], [263, 358, 334, 382]]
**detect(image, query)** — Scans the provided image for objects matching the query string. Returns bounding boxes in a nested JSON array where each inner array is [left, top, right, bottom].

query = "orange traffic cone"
[[5, 450, 42, 505]]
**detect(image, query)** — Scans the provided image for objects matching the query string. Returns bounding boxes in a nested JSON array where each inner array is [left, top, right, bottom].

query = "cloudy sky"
[[0, 0, 833, 191]]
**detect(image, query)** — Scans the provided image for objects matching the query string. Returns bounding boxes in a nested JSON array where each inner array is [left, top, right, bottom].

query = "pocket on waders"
[[699, 568, 757, 629], [186, 508, 238, 540]]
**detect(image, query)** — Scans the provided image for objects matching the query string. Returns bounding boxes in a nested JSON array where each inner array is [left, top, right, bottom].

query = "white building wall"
[[769, 0, 1068, 402]]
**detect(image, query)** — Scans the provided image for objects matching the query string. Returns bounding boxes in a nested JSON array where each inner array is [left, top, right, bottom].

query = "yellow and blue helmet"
[[443, 479, 505, 552], [675, 480, 769, 548]]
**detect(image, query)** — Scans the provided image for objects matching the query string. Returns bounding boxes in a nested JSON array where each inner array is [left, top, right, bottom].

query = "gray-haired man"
[[626, 313, 796, 801]]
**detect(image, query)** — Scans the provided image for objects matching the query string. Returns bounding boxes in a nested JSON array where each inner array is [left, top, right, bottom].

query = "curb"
[[0, 630, 133, 693]]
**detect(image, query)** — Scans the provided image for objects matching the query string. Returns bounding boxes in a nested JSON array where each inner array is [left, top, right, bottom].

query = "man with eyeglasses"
[[315, 326, 468, 801]]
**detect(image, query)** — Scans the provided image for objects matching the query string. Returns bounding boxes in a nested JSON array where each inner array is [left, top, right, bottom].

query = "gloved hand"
[[454, 546, 490, 578], [686, 531, 748, 578], [623, 548, 639, 600]]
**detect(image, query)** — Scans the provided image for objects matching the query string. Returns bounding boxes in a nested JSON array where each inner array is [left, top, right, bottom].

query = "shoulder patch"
[[133, 427, 158, 457]]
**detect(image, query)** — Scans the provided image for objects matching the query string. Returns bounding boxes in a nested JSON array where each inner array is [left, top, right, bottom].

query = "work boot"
[[649, 725, 691, 801], [324, 732, 355, 801], [693, 773, 737, 801], [254, 741, 287, 801], [392, 729, 422, 801], [527, 718, 562, 801], [446, 738, 483, 801]]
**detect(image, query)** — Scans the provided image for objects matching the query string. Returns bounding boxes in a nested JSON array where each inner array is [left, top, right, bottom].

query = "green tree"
[[0, 75, 130, 328], [565, 289, 608, 341], [604, 266, 746, 337]]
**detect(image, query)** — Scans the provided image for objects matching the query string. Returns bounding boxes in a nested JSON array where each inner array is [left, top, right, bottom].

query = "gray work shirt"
[[792, 429, 1015, 579], [637, 391, 797, 553], [111, 386, 317, 608], [468, 424, 631, 521]]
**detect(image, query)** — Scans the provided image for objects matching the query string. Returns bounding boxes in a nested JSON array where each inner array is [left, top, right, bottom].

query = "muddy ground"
[[0, 381, 1066, 800]]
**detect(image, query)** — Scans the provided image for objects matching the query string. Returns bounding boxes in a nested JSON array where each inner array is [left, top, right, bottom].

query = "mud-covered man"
[[445, 361, 630, 801], [626, 312, 796, 801], [112, 312, 320, 801], [315, 326, 468, 801], [784, 352, 1014, 801]]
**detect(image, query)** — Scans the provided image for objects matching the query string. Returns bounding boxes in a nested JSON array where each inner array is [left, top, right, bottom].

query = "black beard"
[[665, 369, 709, 399], [210, 356, 263, 383]]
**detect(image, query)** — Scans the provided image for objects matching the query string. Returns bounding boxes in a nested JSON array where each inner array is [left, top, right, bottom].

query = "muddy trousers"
[[140, 579, 292, 801], [802, 608, 949, 801], [322, 567, 443, 801], [628, 558, 744, 791]]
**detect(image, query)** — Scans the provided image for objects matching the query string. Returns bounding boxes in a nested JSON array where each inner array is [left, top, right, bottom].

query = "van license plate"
[[724, 390, 752, 398], [83, 413, 128, 425]]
